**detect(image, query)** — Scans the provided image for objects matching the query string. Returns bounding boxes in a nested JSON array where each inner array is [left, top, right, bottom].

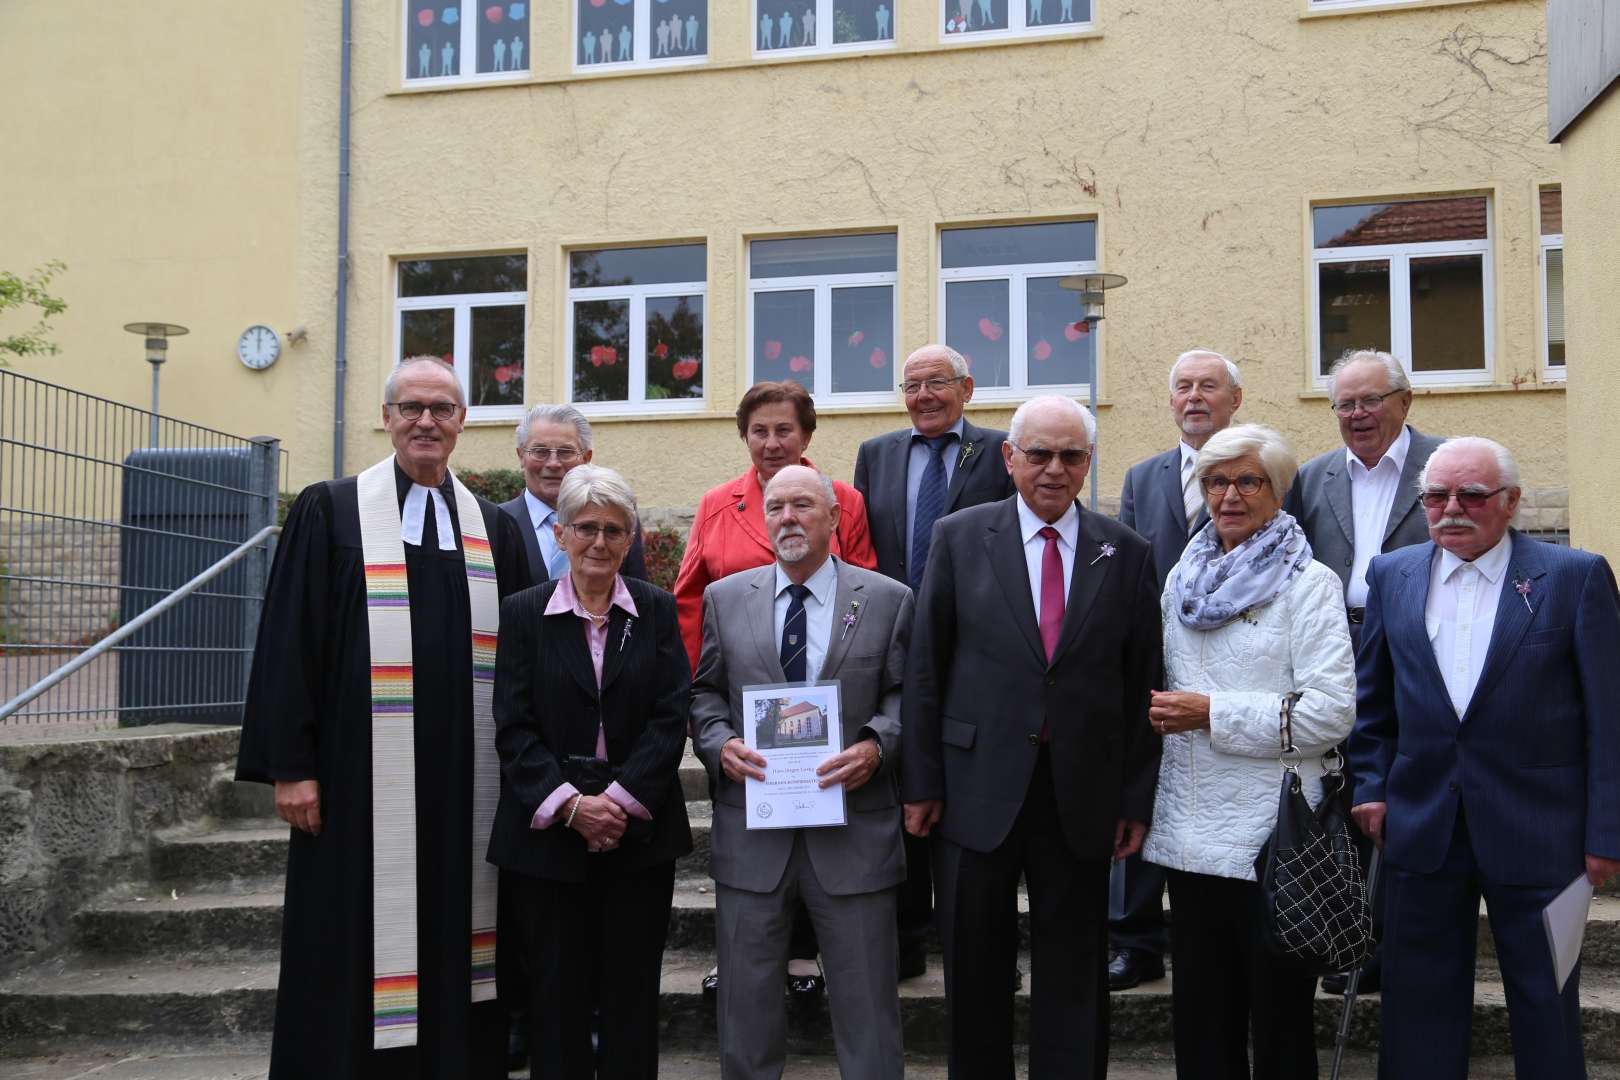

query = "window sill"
[[1300, 0, 1507, 20]]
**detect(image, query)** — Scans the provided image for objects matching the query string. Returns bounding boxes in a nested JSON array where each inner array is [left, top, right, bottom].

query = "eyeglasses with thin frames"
[[899, 376, 965, 397], [388, 400, 461, 421], [564, 522, 631, 544], [1009, 442, 1091, 468], [1200, 474, 1270, 497], [523, 445, 582, 463], [1419, 486, 1508, 510], [1328, 391, 1402, 417]]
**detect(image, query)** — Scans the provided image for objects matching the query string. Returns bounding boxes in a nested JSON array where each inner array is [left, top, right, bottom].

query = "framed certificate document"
[[740, 681, 846, 830]]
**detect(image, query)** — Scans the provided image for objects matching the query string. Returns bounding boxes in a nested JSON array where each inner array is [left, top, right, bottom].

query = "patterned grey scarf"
[[1167, 510, 1314, 630]]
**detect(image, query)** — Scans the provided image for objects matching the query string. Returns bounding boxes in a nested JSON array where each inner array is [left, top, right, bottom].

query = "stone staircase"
[[6, 749, 1620, 1065]]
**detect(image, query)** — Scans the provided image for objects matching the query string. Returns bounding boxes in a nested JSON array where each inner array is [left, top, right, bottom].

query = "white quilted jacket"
[[1142, 558, 1357, 882]]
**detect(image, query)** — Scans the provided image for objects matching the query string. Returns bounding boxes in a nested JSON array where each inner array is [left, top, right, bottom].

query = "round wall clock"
[[237, 325, 281, 370]]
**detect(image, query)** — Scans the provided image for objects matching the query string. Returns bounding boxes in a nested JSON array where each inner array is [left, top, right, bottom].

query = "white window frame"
[[574, 0, 707, 72], [1309, 203, 1495, 389], [1540, 229, 1565, 380], [403, 0, 531, 88], [394, 287, 528, 422], [565, 272, 708, 416], [751, 0, 897, 58], [938, 0, 1092, 45], [746, 253, 899, 407], [936, 249, 1099, 402]]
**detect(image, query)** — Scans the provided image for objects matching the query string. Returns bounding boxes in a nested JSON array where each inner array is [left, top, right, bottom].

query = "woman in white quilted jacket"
[[1141, 423, 1356, 1080]]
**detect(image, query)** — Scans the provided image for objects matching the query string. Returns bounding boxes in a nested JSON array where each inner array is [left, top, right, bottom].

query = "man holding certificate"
[[692, 464, 914, 1080]]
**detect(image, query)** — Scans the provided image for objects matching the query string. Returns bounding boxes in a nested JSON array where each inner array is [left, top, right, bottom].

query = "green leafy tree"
[[0, 260, 68, 365]]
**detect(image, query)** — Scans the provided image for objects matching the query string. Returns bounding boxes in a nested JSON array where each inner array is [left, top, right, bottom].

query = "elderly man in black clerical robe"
[[238, 356, 531, 1079]]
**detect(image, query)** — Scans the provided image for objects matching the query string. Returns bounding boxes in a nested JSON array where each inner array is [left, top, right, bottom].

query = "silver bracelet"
[[564, 793, 584, 830]]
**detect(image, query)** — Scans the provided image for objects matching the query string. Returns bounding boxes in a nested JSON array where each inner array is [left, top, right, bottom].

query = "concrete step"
[[151, 821, 290, 884], [73, 885, 283, 957]]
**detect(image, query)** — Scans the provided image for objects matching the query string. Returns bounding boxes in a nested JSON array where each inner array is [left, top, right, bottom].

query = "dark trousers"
[[1380, 807, 1585, 1080], [935, 748, 1111, 1080], [1164, 870, 1318, 1080], [1108, 852, 1168, 957], [514, 860, 676, 1080], [897, 830, 934, 960]]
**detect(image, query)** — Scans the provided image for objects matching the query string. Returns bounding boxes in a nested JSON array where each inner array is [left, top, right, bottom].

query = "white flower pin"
[[1089, 542, 1117, 566]]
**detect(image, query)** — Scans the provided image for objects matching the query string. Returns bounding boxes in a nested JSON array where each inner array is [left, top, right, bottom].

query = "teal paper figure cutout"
[[1059, 0, 1073, 17], [582, 29, 595, 61], [510, 34, 523, 67], [876, 4, 889, 37], [778, 10, 792, 46], [976, 0, 991, 26], [441, 40, 455, 75], [686, 13, 698, 49], [599, 26, 612, 60], [494, 37, 506, 69], [618, 24, 631, 59], [760, 10, 772, 47], [419, 42, 431, 76]]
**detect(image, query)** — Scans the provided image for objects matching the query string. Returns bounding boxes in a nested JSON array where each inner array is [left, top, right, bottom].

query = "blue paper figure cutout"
[[618, 23, 632, 58], [778, 10, 792, 46], [599, 26, 612, 60], [1059, 0, 1073, 17], [441, 40, 455, 75], [582, 30, 595, 62], [494, 37, 506, 69], [443, 7, 459, 24], [876, 4, 889, 37], [419, 42, 432, 77], [510, 2, 526, 17], [1028, 0, 1042, 22], [686, 13, 698, 49], [760, 10, 772, 47], [976, 0, 991, 27], [511, 34, 523, 66]]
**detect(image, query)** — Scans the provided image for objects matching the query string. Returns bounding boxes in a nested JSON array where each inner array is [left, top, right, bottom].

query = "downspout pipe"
[[332, 0, 353, 479]]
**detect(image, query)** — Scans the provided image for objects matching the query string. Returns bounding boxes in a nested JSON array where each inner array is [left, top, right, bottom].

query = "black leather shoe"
[[1107, 949, 1165, 991], [506, 1017, 527, 1072], [1322, 959, 1381, 995], [701, 966, 719, 996], [898, 944, 928, 980], [787, 971, 827, 996]]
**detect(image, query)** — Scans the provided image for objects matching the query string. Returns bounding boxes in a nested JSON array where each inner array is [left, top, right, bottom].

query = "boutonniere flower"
[[1513, 576, 1534, 614], [1089, 542, 1117, 566], [840, 600, 863, 641], [619, 617, 634, 652], [957, 442, 976, 469]]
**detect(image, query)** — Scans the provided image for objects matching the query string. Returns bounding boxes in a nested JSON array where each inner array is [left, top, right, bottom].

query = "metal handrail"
[[0, 525, 281, 722]]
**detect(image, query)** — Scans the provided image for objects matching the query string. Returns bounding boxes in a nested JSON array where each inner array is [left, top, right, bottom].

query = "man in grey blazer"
[[693, 464, 914, 1079], [1108, 348, 1242, 990], [852, 342, 1013, 978]]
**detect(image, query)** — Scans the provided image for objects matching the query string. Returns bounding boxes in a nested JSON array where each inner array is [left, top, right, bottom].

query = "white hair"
[[1327, 349, 1410, 401], [1416, 436, 1520, 492], [1194, 423, 1299, 497], [516, 403, 593, 451], [1008, 395, 1097, 448], [555, 464, 638, 527], [763, 466, 838, 510], [386, 356, 465, 408], [902, 344, 969, 381], [1167, 349, 1242, 393]]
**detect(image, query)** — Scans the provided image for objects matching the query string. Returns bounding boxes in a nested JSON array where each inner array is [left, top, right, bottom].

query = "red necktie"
[[1038, 526, 1065, 662]]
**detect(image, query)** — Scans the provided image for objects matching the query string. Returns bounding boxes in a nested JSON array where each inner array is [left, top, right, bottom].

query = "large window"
[[577, 0, 707, 69], [1540, 186, 1565, 377], [937, 221, 1097, 397], [754, 0, 895, 56], [747, 233, 897, 404], [1311, 195, 1493, 386], [395, 255, 528, 419], [406, 1, 530, 84], [941, 0, 1089, 41], [567, 244, 706, 412]]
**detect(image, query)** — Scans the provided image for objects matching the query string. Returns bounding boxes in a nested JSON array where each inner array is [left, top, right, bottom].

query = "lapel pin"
[[619, 617, 634, 652], [1513, 576, 1534, 615], [957, 442, 975, 469], [840, 600, 862, 640], [1089, 542, 1117, 566]]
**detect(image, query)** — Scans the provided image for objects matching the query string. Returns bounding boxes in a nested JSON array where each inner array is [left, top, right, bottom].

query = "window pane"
[[1546, 246, 1565, 366], [830, 286, 894, 394], [578, 1, 635, 66], [646, 294, 705, 400], [1409, 254, 1484, 372], [1025, 277, 1093, 387], [1312, 197, 1487, 248], [757, 3, 818, 50], [944, 280, 1010, 388], [477, 4, 530, 73], [941, 221, 1095, 268], [753, 290, 815, 389], [469, 305, 525, 407], [942, 0, 1007, 35], [1317, 261, 1390, 376], [572, 299, 630, 402], [407, 1, 460, 79], [570, 244, 706, 288], [834, 0, 894, 43], [400, 255, 527, 297], [1540, 187, 1563, 236], [751, 233, 897, 279], [653, 0, 707, 58], [401, 308, 455, 365], [1032, 0, 1089, 27]]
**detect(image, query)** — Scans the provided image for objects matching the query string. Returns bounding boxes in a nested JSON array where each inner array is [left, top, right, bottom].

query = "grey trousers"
[[715, 832, 903, 1080]]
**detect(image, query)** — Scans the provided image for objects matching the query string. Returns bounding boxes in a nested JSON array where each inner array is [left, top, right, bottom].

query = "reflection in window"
[[1408, 255, 1484, 373], [395, 254, 527, 416], [407, 1, 530, 82], [830, 286, 895, 394], [1541, 187, 1565, 373], [578, 0, 706, 67], [753, 290, 816, 388], [1317, 261, 1392, 373], [470, 305, 526, 408], [942, 0, 1087, 38], [943, 280, 1010, 388], [1025, 277, 1093, 387], [566, 244, 707, 410], [756, 0, 896, 54], [572, 299, 631, 403]]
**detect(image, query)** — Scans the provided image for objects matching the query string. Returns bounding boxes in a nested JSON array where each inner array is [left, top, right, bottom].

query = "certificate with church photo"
[[741, 682, 846, 830]]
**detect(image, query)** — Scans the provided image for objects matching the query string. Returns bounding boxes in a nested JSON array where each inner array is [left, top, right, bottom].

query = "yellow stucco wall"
[[1560, 82, 1620, 561]]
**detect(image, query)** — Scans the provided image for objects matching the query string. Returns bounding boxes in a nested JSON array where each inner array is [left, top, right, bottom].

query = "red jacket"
[[673, 461, 878, 671]]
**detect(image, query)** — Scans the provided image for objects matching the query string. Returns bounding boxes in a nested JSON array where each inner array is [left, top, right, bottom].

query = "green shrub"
[[459, 468, 526, 504]]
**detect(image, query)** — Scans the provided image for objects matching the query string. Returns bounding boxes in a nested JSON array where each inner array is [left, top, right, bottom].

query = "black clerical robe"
[[238, 463, 531, 1080]]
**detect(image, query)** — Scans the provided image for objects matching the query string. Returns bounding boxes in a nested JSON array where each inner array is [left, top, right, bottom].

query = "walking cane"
[[1329, 847, 1382, 1080]]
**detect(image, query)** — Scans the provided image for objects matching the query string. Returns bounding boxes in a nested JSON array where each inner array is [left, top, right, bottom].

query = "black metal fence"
[[0, 370, 288, 733]]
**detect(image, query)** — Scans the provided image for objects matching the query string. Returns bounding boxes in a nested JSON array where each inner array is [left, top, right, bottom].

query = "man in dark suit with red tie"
[[902, 395, 1162, 1079]]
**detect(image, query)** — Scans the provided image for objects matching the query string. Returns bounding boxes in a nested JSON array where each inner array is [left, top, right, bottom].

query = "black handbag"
[[1253, 693, 1374, 975], [560, 754, 653, 846]]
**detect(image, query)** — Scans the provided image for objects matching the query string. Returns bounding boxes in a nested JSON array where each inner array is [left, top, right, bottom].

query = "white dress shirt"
[[401, 483, 456, 551], [522, 488, 565, 575], [1346, 425, 1411, 609], [773, 554, 839, 682], [1015, 496, 1078, 622], [1425, 532, 1512, 719]]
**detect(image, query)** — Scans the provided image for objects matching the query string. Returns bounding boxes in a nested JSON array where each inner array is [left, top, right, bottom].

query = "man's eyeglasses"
[[1200, 474, 1270, 497], [1419, 486, 1508, 510], [1329, 391, 1402, 417], [899, 377, 965, 397], [388, 400, 460, 421], [1010, 442, 1091, 468], [564, 522, 631, 544], [523, 445, 582, 463]]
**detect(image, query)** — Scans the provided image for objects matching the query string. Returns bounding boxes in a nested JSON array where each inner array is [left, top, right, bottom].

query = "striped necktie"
[[1182, 456, 1203, 530], [910, 434, 956, 591], [780, 584, 810, 682]]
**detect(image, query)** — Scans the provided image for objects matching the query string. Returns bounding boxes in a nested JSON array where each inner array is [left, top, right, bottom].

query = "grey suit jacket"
[[1118, 445, 1208, 591], [1284, 426, 1445, 596], [498, 493, 649, 583], [691, 559, 914, 897]]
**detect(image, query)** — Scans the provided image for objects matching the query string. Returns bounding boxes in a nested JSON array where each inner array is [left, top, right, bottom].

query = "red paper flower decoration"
[[1032, 339, 1052, 362], [868, 347, 887, 369], [602, 346, 618, 366], [672, 357, 699, 380], [589, 347, 604, 368], [418, 8, 435, 25], [848, 330, 865, 346], [1065, 321, 1090, 340], [764, 340, 783, 361], [788, 355, 811, 373], [493, 365, 513, 384], [977, 317, 1003, 343], [486, 5, 504, 21], [653, 341, 669, 359]]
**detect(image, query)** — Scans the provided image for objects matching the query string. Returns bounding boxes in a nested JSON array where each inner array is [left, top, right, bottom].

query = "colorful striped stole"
[[357, 457, 501, 1050]]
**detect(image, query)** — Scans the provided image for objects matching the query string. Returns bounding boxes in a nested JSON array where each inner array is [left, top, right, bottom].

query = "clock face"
[[237, 325, 281, 370]]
